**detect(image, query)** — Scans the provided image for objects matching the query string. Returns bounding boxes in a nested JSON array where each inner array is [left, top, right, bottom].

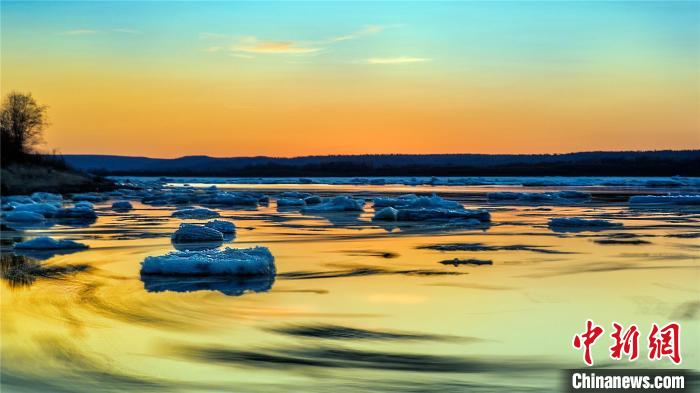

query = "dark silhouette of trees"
[[1, 92, 48, 164]]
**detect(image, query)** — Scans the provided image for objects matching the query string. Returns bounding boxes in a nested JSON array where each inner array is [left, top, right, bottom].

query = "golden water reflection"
[[1, 187, 699, 392]]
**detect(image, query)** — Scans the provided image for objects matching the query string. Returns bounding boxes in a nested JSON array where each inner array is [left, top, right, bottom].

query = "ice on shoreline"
[[141, 246, 275, 276]]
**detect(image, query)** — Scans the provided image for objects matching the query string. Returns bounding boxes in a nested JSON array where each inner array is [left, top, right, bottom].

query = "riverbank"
[[1, 163, 115, 196]]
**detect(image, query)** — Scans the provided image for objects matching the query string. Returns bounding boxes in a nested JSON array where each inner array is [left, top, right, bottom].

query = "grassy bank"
[[1, 163, 115, 196]]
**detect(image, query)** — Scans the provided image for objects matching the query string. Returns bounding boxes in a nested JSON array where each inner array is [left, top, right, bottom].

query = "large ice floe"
[[11, 203, 60, 218], [171, 207, 220, 219], [140, 246, 275, 276], [628, 195, 700, 206], [171, 223, 224, 244], [301, 196, 365, 213], [4, 211, 46, 222], [548, 218, 622, 232], [14, 236, 88, 250], [487, 191, 590, 204]]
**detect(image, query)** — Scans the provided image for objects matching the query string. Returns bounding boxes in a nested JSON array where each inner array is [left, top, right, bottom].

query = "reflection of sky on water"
[[1, 182, 699, 392]]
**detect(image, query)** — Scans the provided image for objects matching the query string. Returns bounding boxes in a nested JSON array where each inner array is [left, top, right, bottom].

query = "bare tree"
[[1, 92, 48, 164]]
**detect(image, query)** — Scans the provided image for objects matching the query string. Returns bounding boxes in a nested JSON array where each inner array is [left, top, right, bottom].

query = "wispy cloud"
[[200, 24, 395, 58], [327, 25, 385, 43], [366, 56, 431, 65], [233, 37, 322, 54], [62, 29, 98, 36]]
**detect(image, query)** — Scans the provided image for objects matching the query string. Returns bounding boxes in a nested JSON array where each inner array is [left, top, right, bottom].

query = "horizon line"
[[56, 149, 700, 160]]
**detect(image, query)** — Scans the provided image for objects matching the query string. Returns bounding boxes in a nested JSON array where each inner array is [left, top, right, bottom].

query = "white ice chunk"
[[14, 236, 88, 250], [277, 198, 306, 207], [71, 193, 106, 202], [204, 219, 236, 234], [373, 206, 399, 221], [112, 201, 133, 211], [31, 192, 63, 202], [12, 203, 59, 217], [171, 223, 224, 243], [629, 195, 700, 205], [55, 205, 97, 220], [171, 208, 220, 219], [75, 201, 94, 209], [373, 194, 462, 210], [141, 246, 275, 276], [396, 208, 490, 222], [301, 196, 365, 212], [5, 211, 46, 222]]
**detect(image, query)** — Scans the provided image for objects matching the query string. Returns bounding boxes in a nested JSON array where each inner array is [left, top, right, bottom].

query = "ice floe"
[[301, 196, 365, 213], [171, 207, 220, 219], [11, 203, 59, 218], [31, 192, 63, 202], [14, 236, 88, 250], [277, 198, 306, 207], [395, 208, 490, 223], [171, 223, 224, 244], [140, 246, 275, 276], [55, 205, 98, 220], [71, 193, 106, 202], [112, 201, 133, 211], [4, 211, 46, 222], [548, 218, 622, 232], [628, 195, 700, 206], [204, 219, 236, 234], [487, 191, 590, 204], [373, 207, 399, 221], [373, 194, 462, 210]]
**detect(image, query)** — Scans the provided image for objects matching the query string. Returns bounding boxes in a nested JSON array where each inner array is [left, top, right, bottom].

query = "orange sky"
[[2, 2, 698, 157]]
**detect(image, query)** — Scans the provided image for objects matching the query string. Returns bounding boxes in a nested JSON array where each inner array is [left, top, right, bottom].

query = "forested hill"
[[63, 150, 700, 177]]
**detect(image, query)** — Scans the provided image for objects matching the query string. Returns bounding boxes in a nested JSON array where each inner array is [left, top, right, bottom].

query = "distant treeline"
[[65, 150, 700, 177]]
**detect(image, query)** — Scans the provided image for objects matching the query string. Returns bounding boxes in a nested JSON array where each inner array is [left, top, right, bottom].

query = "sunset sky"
[[1, 1, 698, 158]]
